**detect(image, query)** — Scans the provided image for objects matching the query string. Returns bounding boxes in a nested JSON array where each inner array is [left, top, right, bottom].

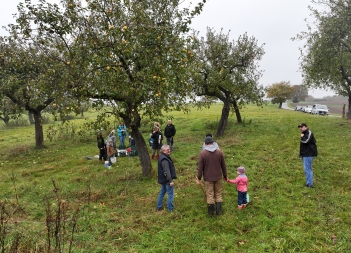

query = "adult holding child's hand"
[[197, 136, 227, 217]]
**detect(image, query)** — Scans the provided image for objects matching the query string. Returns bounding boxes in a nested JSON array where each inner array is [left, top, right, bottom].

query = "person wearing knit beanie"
[[227, 166, 248, 210]]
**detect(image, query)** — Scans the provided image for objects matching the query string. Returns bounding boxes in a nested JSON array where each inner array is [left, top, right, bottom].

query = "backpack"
[[148, 137, 153, 147]]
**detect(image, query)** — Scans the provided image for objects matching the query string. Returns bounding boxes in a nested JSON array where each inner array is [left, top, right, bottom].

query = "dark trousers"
[[166, 137, 174, 150], [108, 156, 113, 166], [99, 148, 106, 161], [237, 191, 247, 206]]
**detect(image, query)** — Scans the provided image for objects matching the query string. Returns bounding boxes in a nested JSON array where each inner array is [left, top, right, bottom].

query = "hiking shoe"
[[156, 207, 164, 211], [242, 204, 247, 208], [238, 205, 243, 210]]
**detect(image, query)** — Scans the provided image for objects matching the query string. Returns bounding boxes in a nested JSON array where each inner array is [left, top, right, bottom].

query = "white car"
[[311, 104, 329, 115], [304, 105, 313, 113]]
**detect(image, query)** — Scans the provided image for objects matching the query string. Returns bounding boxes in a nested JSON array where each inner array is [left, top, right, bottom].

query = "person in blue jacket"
[[117, 121, 128, 147]]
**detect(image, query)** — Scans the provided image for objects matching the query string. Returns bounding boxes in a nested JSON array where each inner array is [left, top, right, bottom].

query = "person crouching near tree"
[[227, 166, 248, 210], [150, 126, 162, 160], [106, 141, 115, 167]]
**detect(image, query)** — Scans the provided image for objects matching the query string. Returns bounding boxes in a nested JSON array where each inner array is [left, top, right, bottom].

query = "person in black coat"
[[164, 120, 176, 151], [298, 123, 318, 188], [97, 129, 107, 161], [150, 126, 163, 160]]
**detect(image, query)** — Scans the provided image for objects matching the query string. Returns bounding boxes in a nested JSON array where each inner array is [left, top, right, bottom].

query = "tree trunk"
[[130, 128, 152, 177], [233, 101, 242, 124], [279, 102, 282, 108], [28, 111, 35, 124], [348, 96, 351, 120], [33, 111, 44, 148], [216, 100, 230, 137], [1, 115, 10, 125]]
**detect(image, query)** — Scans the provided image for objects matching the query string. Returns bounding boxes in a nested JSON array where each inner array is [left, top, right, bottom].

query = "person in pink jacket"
[[227, 166, 248, 210]]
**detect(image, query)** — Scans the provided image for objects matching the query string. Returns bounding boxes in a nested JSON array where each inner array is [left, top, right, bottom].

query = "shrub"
[[7, 117, 29, 127]]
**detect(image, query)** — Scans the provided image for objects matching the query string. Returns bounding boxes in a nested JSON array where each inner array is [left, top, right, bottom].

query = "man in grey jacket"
[[197, 136, 227, 216]]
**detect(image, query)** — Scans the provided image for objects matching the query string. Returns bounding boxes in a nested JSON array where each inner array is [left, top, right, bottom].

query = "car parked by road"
[[304, 105, 313, 113], [295, 106, 302, 111], [311, 104, 329, 115]]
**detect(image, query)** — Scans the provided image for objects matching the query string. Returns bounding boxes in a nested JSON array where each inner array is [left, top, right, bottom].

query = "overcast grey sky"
[[0, 0, 335, 98]]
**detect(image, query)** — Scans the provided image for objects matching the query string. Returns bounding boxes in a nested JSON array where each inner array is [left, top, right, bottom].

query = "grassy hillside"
[[0, 103, 351, 252]]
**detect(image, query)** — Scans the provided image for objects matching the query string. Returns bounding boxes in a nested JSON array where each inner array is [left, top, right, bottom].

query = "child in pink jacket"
[[227, 166, 248, 210]]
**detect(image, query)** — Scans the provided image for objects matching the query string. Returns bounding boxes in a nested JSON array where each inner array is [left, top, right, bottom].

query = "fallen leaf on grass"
[[331, 234, 337, 244]]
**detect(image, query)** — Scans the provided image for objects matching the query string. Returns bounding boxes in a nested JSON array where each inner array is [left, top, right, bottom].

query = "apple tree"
[[0, 37, 72, 147], [12, 0, 206, 175], [0, 95, 23, 126], [192, 28, 265, 136], [295, 0, 351, 118], [291, 85, 308, 103], [266, 81, 294, 108]]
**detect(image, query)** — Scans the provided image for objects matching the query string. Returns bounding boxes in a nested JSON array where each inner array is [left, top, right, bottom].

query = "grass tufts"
[[0, 103, 351, 251]]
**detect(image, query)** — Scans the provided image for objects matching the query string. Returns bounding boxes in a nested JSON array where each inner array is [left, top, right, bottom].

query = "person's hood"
[[204, 144, 218, 152]]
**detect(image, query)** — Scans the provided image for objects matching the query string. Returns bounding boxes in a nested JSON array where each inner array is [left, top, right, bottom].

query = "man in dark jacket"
[[164, 120, 176, 151], [298, 123, 318, 188], [197, 136, 228, 216], [156, 145, 177, 211]]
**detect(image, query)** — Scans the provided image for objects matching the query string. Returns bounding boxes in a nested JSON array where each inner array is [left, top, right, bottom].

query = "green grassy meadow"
[[1, 103, 351, 252]]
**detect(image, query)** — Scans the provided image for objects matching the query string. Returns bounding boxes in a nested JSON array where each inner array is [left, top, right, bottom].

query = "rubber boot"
[[207, 204, 215, 217], [156, 155, 160, 160], [151, 155, 155, 160], [215, 202, 222, 215]]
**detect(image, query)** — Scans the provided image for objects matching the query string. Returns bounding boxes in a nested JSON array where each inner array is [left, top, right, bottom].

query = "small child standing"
[[227, 166, 248, 210]]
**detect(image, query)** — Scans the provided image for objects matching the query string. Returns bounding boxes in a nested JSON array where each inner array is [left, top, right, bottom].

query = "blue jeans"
[[238, 191, 247, 206], [302, 157, 314, 186], [119, 135, 126, 146], [156, 183, 174, 211]]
